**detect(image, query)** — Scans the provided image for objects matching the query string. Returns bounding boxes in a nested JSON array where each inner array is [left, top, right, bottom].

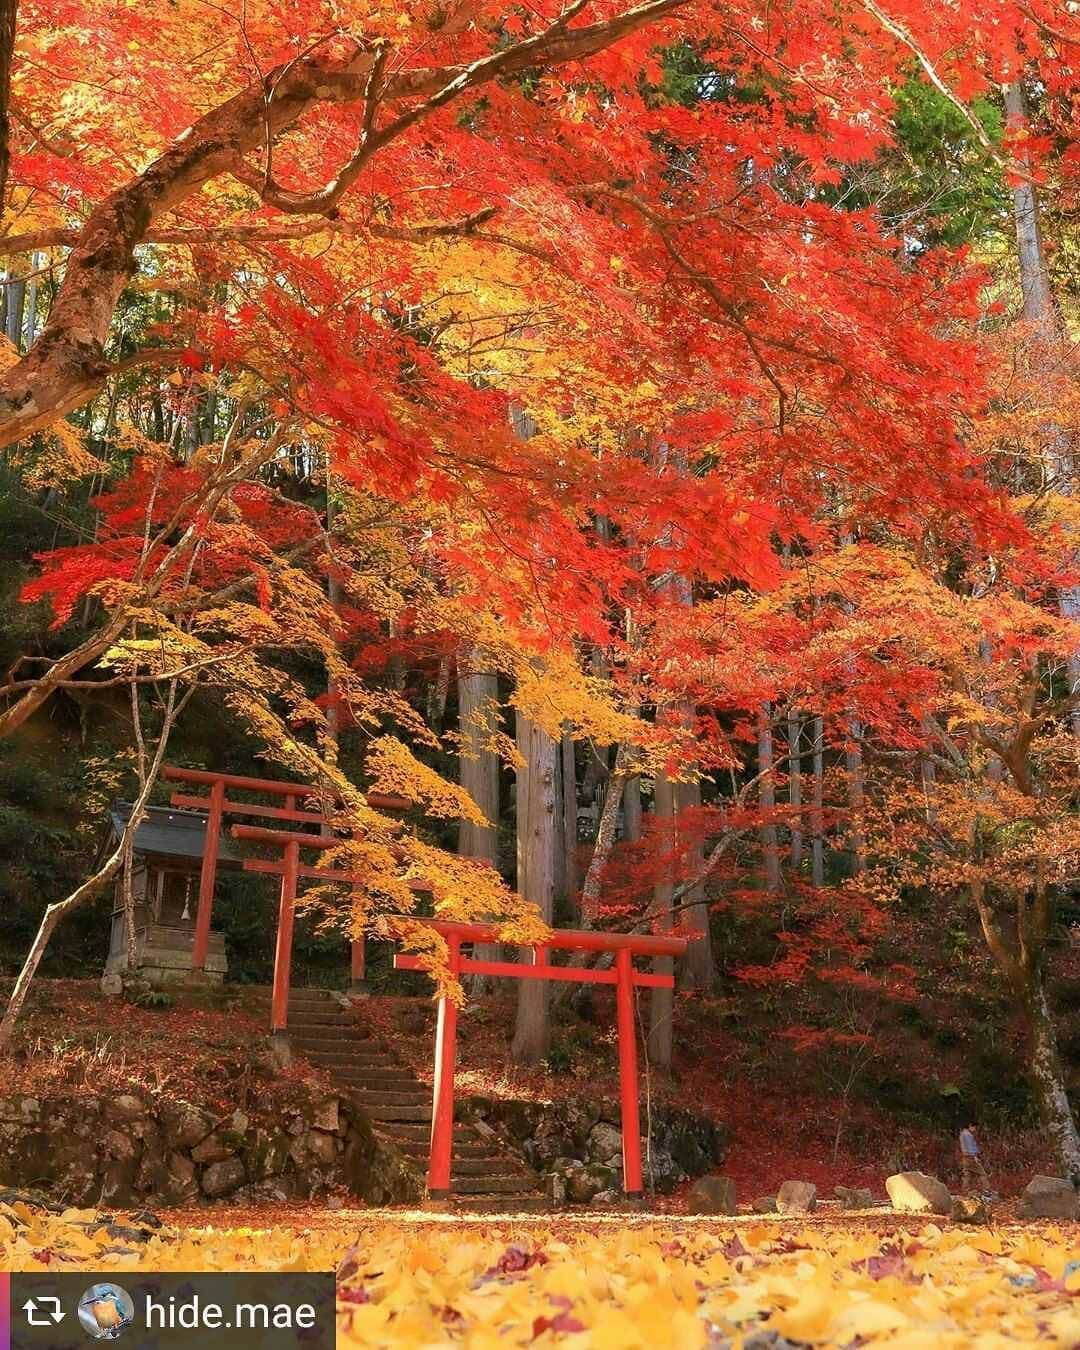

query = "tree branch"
[[0, 0, 685, 447]]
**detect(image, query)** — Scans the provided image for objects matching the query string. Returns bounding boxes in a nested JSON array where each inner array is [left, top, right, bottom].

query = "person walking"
[[959, 1122, 991, 1194]]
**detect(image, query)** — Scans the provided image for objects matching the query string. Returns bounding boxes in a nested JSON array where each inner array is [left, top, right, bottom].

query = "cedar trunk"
[[458, 656, 501, 989], [511, 711, 557, 1063], [1023, 974, 1080, 1183]]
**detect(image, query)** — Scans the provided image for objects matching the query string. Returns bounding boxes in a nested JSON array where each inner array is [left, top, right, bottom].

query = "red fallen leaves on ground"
[[485, 1243, 550, 1279]]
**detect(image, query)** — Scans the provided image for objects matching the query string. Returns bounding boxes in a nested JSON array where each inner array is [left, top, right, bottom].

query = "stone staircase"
[[287, 989, 548, 1212]]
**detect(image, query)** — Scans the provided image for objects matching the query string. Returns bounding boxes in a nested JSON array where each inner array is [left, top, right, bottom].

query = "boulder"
[[102, 1128, 137, 1162], [166, 1151, 197, 1194], [588, 1123, 623, 1167], [135, 1156, 171, 1196], [886, 1171, 951, 1215], [753, 1195, 778, 1213], [643, 1147, 684, 1194], [568, 1163, 614, 1205], [524, 1131, 576, 1172], [687, 1175, 737, 1216], [161, 1104, 213, 1151], [951, 1194, 990, 1224], [191, 1133, 235, 1165], [302, 1130, 340, 1167], [0, 1098, 40, 1126], [1017, 1175, 1079, 1220], [201, 1158, 245, 1198], [104, 1093, 146, 1122], [592, 1189, 621, 1205], [776, 1180, 817, 1215], [835, 1185, 875, 1210], [100, 1159, 137, 1206], [243, 1129, 292, 1181], [312, 1100, 338, 1134]]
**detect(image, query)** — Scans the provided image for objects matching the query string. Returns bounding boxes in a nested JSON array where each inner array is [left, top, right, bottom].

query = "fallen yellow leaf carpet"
[[3, 1198, 1080, 1346]]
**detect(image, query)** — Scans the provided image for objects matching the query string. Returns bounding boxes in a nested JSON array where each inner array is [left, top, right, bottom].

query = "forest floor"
[[4, 1194, 1080, 1346]]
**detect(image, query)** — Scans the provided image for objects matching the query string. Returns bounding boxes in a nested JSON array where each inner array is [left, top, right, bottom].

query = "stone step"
[[361, 1103, 433, 1123], [442, 1196, 551, 1214], [449, 1156, 531, 1178], [394, 1140, 498, 1162], [350, 1089, 431, 1108], [336, 1079, 424, 1096], [377, 1122, 473, 1144], [288, 1014, 356, 1029], [322, 1069, 418, 1087], [289, 1031, 383, 1048], [300, 1048, 402, 1067], [450, 1173, 537, 1193]]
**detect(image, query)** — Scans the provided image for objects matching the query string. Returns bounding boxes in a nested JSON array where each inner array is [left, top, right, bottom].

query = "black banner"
[[11, 1273, 335, 1349]]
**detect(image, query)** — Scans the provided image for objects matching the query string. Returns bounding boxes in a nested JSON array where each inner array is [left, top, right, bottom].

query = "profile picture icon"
[[77, 1284, 135, 1340]]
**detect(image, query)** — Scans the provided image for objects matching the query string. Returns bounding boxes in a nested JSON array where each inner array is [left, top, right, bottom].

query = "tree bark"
[[623, 772, 642, 843], [788, 712, 803, 868], [1023, 974, 1080, 1182], [678, 777, 713, 990], [811, 714, 825, 885], [511, 710, 557, 1064], [4, 253, 23, 349], [1003, 82, 1059, 333], [1002, 80, 1079, 733], [0, 0, 15, 211], [561, 730, 578, 904], [458, 651, 501, 990], [648, 774, 676, 1071], [846, 717, 866, 875], [759, 705, 781, 892]]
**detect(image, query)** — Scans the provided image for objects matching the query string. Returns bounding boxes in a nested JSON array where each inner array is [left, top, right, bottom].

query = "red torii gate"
[[394, 921, 687, 1200], [228, 821, 688, 1200], [229, 822, 429, 1033], [161, 765, 408, 979]]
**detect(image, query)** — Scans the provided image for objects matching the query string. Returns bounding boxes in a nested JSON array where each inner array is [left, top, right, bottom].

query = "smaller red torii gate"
[[161, 765, 408, 977], [230, 822, 429, 1033], [228, 821, 688, 1201]]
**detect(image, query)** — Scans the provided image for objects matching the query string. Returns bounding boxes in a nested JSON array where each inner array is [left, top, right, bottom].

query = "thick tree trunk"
[[458, 653, 501, 990], [0, 0, 15, 211], [561, 731, 578, 904], [4, 254, 23, 349], [759, 705, 781, 892], [623, 772, 642, 843], [811, 714, 825, 885], [1003, 83, 1059, 333], [678, 777, 713, 990], [648, 774, 676, 1071], [579, 744, 627, 924], [1002, 81, 1079, 731], [511, 711, 557, 1064], [788, 712, 803, 868], [846, 717, 866, 874], [1024, 975, 1080, 1183]]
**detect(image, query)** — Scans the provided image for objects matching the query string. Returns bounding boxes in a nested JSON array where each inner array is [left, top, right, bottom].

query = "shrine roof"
[[110, 802, 243, 866]]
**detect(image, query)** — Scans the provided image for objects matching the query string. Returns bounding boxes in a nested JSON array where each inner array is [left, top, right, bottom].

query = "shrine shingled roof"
[[110, 802, 242, 865]]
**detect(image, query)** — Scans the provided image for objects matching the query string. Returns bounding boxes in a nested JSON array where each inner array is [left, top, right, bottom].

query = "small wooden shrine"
[[102, 802, 238, 989]]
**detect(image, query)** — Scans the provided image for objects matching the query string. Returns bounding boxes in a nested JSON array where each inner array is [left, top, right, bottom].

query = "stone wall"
[[461, 1094, 727, 1205], [0, 1090, 422, 1209]]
